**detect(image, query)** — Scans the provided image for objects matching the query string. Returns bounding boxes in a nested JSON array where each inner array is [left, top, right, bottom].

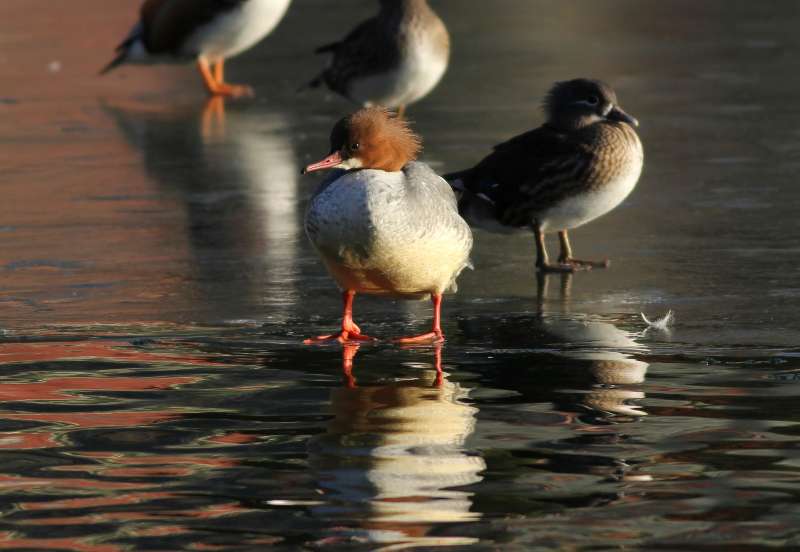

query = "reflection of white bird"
[[310, 368, 484, 547], [545, 317, 649, 417], [102, 100, 301, 323]]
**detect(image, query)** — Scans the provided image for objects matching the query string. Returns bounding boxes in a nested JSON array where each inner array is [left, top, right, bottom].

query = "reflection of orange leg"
[[393, 294, 445, 344], [196, 57, 254, 98], [201, 96, 226, 140], [341, 343, 360, 388], [305, 290, 379, 344], [433, 343, 444, 387]]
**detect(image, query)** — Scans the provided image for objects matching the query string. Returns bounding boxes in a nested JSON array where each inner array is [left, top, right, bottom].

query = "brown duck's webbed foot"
[[537, 262, 579, 274], [556, 230, 610, 271], [559, 257, 610, 270], [533, 224, 577, 273]]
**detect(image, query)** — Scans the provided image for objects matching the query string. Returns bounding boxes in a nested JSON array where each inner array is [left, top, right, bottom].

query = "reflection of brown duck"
[[459, 312, 649, 420], [547, 319, 648, 418], [102, 99, 302, 323], [309, 347, 484, 547]]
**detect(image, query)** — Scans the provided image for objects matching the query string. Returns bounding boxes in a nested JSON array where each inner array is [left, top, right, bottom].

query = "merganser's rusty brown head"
[[303, 107, 422, 174]]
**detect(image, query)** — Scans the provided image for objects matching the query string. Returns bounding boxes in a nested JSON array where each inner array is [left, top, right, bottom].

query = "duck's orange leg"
[[305, 290, 378, 344], [393, 293, 445, 344], [197, 57, 254, 98]]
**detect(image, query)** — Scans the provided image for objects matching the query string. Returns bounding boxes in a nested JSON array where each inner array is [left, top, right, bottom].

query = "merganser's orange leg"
[[305, 290, 378, 344], [393, 293, 445, 344], [197, 57, 254, 98]]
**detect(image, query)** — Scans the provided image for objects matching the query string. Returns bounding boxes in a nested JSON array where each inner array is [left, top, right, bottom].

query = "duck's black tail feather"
[[99, 51, 127, 76], [297, 72, 325, 93]]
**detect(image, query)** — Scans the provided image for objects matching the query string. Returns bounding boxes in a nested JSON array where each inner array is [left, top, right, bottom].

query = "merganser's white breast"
[[305, 162, 472, 299]]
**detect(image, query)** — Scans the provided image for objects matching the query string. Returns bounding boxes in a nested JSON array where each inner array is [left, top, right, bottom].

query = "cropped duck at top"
[[303, 107, 473, 344], [447, 78, 644, 273], [101, 0, 292, 98], [307, 0, 450, 118]]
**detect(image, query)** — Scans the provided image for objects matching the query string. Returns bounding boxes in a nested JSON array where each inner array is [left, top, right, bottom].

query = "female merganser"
[[303, 107, 472, 344], [447, 79, 643, 273], [308, 0, 450, 117], [101, 0, 292, 98]]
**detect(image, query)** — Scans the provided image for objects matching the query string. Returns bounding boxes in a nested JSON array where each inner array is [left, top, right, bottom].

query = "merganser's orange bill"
[[302, 152, 343, 174]]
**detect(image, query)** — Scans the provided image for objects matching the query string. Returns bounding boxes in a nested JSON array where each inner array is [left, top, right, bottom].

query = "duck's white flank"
[[349, 31, 449, 108], [184, 0, 291, 60]]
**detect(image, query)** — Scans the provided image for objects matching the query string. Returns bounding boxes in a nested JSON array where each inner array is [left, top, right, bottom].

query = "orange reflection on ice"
[[0, 432, 57, 449], [0, 533, 122, 552], [0, 376, 199, 402], [173, 502, 248, 520], [3, 411, 180, 428], [0, 474, 144, 491], [206, 432, 260, 446], [100, 466, 197, 478], [19, 491, 175, 512], [0, 341, 216, 365], [132, 525, 191, 538], [96, 454, 237, 469]]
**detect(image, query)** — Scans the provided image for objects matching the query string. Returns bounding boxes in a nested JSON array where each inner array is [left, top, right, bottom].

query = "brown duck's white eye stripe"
[[574, 98, 601, 108]]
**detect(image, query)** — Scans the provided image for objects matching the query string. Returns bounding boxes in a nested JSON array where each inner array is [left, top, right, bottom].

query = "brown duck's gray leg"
[[533, 224, 575, 273], [557, 230, 610, 269]]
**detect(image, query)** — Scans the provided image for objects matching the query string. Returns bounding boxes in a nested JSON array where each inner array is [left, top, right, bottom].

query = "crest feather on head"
[[345, 107, 422, 171]]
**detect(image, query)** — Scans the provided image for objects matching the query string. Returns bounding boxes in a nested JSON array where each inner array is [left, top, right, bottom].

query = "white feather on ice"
[[641, 310, 674, 331]]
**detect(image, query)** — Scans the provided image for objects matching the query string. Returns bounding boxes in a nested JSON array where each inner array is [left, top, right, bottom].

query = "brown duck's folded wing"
[[457, 125, 596, 227], [141, 0, 247, 55], [318, 17, 401, 94]]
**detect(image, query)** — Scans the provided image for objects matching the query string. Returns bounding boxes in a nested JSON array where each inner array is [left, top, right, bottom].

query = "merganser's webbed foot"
[[304, 321, 378, 344], [393, 330, 444, 345], [304, 290, 378, 345], [392, 294, 445, 344], [304, 331, 377, 344]]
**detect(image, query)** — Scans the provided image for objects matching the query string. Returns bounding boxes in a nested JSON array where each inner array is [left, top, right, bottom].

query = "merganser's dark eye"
[[350, 143, 360, 152], [586, 95, 600, 105]]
